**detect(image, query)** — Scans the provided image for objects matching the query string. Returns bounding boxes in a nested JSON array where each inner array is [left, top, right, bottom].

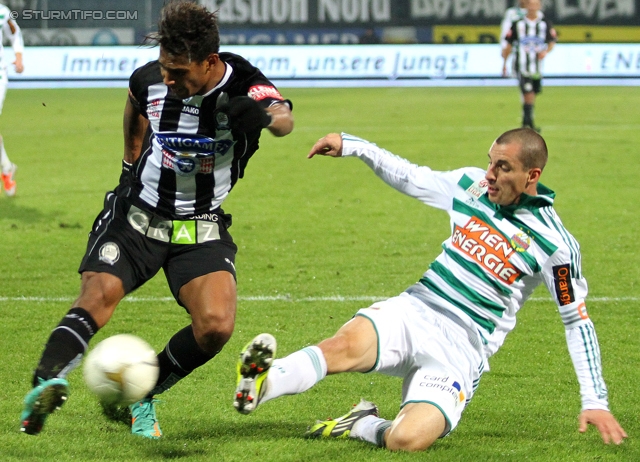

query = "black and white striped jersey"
[[128, 52, 291, 219], [506, 16, 556, 78]]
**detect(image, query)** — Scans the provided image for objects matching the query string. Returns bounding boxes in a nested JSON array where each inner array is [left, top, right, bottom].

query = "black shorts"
[[518, 74, 542, 94], [79, 191, 237, 305]]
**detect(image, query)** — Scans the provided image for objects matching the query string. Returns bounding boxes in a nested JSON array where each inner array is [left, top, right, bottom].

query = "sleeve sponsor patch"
[[248, 85, 284, 101], [553, 264, 575, 306]]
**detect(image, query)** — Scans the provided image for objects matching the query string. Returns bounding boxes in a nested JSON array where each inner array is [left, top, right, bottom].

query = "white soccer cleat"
[[234, 333, 276, 414]]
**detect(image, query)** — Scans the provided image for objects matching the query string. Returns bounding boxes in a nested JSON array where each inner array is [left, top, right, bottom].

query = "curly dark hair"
[[147, 1, 220, 62]]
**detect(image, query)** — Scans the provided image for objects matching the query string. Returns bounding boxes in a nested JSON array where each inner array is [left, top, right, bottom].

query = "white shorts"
[[356, 292, 484, 435]]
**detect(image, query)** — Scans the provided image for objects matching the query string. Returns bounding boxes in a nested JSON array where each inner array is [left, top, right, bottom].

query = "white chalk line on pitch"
[[0, 295, 638, 303]]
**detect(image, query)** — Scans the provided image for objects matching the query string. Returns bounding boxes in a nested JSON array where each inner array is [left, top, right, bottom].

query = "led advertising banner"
[[6, 44, 640, 87]]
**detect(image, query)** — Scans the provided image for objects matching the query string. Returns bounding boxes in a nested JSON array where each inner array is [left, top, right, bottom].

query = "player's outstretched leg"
[[234, 333, 276, 414], [306, 399, 379, 439], [129, 397, 162, 439], [20, 377, 69, 435]]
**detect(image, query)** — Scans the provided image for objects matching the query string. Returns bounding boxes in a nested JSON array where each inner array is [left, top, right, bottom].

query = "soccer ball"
[[83, 334, 159, 406]]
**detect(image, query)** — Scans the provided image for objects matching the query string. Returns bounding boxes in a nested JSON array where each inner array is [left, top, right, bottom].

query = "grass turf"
[[0, 85, 638, 461]]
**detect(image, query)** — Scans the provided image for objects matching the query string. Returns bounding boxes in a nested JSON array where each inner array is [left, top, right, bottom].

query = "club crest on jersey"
[[98, 242, 120, 265], [510, 232, 531, 252], [465, 179, 488, 199]]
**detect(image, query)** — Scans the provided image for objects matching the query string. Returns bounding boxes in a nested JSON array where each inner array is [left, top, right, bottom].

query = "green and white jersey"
[[0, 4, 23, 71], [342, 134, 609, 411]]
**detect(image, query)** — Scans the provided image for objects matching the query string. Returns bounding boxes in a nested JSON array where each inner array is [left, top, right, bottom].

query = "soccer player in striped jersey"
[[20, 1, 293, 438], [0, 3, 24, 196], [502, 0, 556, 131], [233, 128, 626, 451], [500, 0, 527, 57]]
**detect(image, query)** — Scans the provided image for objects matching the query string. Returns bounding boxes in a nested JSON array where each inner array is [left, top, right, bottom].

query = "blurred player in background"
[[502, 0, 556, 131], [500, 0, 529, 75], [0, 3, 24, 196], [234, 129, 626, 451], [20, 1, 293, 438]]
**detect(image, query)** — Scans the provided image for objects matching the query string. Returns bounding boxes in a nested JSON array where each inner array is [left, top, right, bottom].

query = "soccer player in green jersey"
[[233, 128, 626, 451]]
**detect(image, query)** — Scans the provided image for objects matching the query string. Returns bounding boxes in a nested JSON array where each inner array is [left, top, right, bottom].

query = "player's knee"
[[193, 309, 235, 352], [75, 272, 125, 318], [385, 424, 437, 452]]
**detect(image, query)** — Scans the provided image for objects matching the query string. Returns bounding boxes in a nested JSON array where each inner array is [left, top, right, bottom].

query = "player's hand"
[[502, 65, 508, 77], [579, 409, 627, 445], [13, 56, 24, 73], [537, 50, 548, 60], [307, 133, 343, 158], [217, 96, 272, 133]]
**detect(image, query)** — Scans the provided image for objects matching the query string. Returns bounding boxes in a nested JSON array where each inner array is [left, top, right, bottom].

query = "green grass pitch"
[[0, 85, 639, 461]]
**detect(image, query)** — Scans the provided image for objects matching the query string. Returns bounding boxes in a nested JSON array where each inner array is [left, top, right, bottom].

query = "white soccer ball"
[[83, 334, 159, 406]]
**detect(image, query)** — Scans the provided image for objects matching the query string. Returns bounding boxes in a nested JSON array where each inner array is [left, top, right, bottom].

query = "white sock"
[[261, 346, 327, 403], [351, 415, 393, 447], [0, 138, 11, 173]]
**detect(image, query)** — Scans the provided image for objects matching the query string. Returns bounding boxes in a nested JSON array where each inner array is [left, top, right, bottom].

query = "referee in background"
[[502, 0, 556, 132]]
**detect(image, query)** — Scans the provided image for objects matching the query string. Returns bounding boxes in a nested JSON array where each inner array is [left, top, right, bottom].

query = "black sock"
[[150, 325, 215, 395], [523, 104, 534, 127], [34, 307, 99, 387]]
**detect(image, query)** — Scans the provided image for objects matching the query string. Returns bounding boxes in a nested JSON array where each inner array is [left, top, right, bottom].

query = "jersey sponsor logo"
[[419, 374, 465, 406], [576, 302, 589, 320], [553, 264, 575, 306], [147, 99, 162, 118], [181, 105, 200, 116], [98, 242, 120, 265], [155, 133, 234, 156], [510, 232, 531, 252], [452, 218, 520, 284], [248, 84, 284, 101], [162, 150, 215, 175], [465, 179, 488, 199], [192, 213, 220, 222], [176, 157, 196, 174]]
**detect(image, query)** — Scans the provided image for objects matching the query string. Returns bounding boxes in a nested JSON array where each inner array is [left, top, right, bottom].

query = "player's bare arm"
[[123, 93, 149, 164], [307, 133, 343, 158], [501, 44, 512, 76], [266, 103, 294, 137], [7, 19, 24, 73], [538, 42, 554, 60], [579, 409, 627, 445]]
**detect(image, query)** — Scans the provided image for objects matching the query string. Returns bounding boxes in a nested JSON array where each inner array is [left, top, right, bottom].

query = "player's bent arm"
[[123, 93, 149, 164], [266, 103, 293, 137]]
